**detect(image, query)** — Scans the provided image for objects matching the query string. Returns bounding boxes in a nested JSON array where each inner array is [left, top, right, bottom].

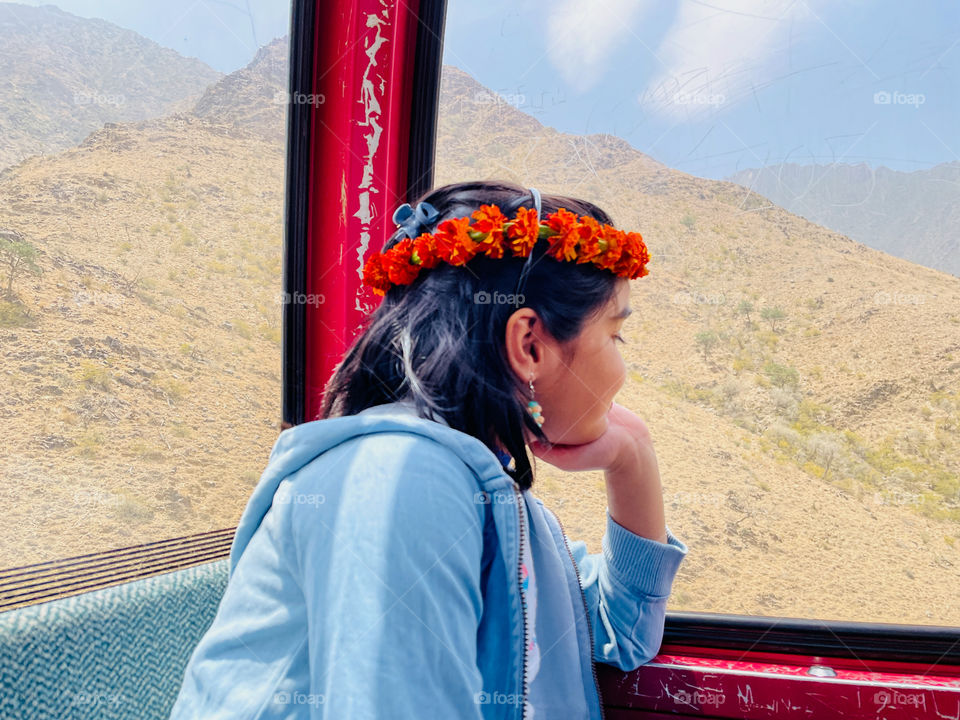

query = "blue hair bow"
[[392, 200, 440, 239]]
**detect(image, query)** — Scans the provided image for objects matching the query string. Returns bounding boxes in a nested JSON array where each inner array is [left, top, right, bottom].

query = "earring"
[[527, 376, 544, 427]]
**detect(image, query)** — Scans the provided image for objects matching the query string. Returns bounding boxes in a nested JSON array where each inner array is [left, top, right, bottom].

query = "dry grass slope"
[[0, 115, 284, 562]]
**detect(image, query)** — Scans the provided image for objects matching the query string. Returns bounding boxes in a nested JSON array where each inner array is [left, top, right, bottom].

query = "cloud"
[[545, 0, 657, 93], [638, 0, 823, 121]]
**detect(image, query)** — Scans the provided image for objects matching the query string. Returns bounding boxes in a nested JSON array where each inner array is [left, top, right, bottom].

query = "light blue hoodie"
[[168, 400, 687, 719]]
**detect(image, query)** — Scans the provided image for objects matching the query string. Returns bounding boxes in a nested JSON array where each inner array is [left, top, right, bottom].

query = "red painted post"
[[304, 0, 419, 421]]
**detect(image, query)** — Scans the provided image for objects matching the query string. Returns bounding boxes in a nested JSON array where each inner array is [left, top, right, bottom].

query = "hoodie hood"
[[228, 400, 514, 573]]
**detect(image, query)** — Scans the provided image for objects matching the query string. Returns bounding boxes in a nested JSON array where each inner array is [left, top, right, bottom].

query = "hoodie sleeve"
[[568, 509, 688, 671], [289, 434, 487, 719]]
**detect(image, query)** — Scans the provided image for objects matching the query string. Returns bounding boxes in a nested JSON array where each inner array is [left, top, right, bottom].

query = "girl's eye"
[[614, 334, 626, 344]]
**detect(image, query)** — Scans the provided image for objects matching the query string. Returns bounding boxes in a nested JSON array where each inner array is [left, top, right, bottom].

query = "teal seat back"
[[0, 559, 229, 720]]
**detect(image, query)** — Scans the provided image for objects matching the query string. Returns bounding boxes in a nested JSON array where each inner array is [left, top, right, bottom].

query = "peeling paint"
[[340, 171, 347, 228], [352, 2, 391, 315]]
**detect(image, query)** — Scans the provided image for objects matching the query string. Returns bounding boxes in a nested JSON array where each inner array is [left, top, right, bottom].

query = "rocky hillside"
[[0, 113, 284, 564], [0, 2, 221, 171], [193, 36, 288, 142], [728, 162, 960, 279]]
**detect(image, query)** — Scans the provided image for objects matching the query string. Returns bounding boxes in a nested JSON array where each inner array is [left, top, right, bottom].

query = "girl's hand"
[[528, 402, 652, 473]]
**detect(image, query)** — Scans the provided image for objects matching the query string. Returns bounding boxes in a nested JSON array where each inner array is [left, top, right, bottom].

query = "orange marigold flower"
[[579, 234, 602, 264], [544, 207, 578, 235], [474, 231, 506, 259], [592, 224, 624, 272], [612, 232, 650, 279], [572, 216, 602, 265], [544, 208, 578, 262], [362, 253, 392, 295], [632, 232, 650, 273], [412, 232, 440, 269], [470, 205, 507, 259], [382, 238, 421, 285], [434, 217, 479, 266], [471, 205, 506, 238], [505, 206, 540, 258], [545, 208, 601, 263]]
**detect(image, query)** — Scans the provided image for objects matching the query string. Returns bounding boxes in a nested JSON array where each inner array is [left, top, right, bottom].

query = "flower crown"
[[362, 203, 650, 296]]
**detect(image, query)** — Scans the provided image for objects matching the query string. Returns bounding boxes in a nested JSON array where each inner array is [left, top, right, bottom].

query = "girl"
[[169, 180, 687, 719]]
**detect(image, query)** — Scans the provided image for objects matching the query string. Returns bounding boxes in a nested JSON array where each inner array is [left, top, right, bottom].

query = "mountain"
[[193, 36, 288, 142], [0, 54, 956, 627], [0, 2, 221, 171], [726, 162, 960, 278], [0, 111, 285, 564]]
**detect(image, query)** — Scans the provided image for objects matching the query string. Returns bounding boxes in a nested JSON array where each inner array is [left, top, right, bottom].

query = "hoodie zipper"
[[512, 483, 529, 720], [545, 506, 606, 720]]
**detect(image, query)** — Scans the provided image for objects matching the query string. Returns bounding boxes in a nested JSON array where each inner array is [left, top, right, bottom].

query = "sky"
[[13, 0, 960, 181], [445, 0, 960, 179], [15, 0, 289, 73]]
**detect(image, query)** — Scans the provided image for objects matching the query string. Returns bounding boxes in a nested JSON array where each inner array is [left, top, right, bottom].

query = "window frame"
[[283, 0, 960, 666]]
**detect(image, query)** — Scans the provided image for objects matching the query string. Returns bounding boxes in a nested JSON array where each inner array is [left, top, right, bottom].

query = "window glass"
[[438, 0, 960, 625], [0, 1, 292, 569]]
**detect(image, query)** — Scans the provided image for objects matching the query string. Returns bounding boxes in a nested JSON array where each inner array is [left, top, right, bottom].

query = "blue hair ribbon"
[[392, 200, 440, 239]]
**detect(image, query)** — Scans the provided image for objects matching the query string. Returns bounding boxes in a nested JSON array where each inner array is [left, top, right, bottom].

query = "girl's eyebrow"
[[612, 306, 632, 320]]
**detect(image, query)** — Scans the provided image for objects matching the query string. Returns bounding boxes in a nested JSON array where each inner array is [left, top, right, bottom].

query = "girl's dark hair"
[[320, 180, 622, 490]]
